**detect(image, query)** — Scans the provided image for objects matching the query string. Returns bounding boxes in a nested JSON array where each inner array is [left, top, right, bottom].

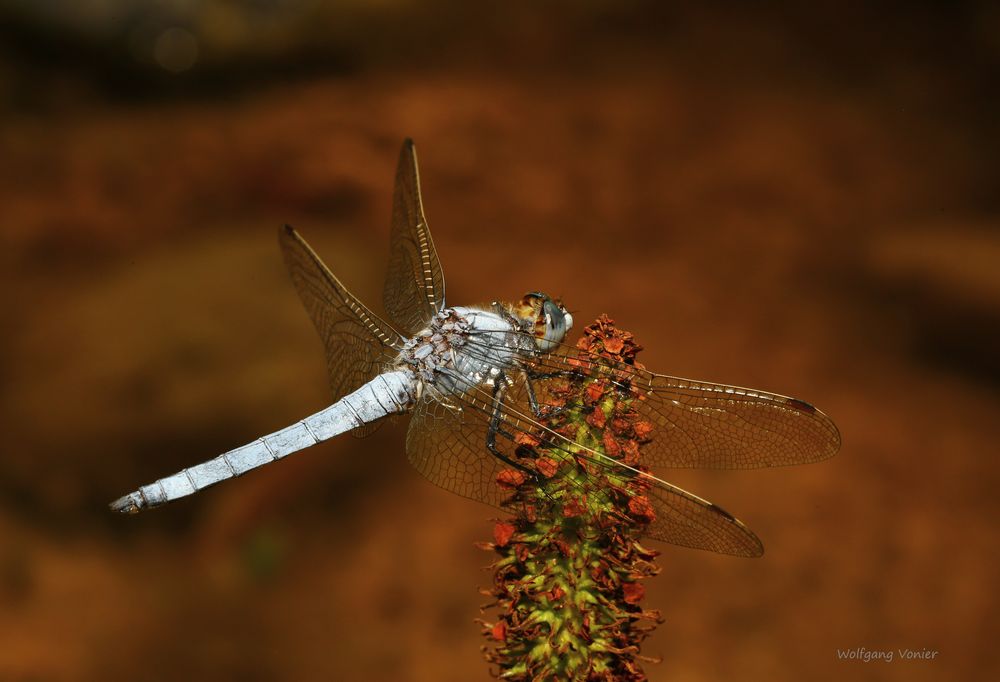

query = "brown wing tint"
[[383, 139, 446, 337], [407, 394, 513, 510], [643, 481, 763, 557], [278, 225, 405, 435], [470, 331, 840, 471], [631, 371, 841, 469], [405, 370, 764, 556]]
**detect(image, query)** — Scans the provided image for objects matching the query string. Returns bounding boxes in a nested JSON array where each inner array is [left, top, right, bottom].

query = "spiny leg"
[[521, 369, 543, 416], [525, 368, 577, 381], [486, 371, 539, 480], [522, 368, 573, 419]]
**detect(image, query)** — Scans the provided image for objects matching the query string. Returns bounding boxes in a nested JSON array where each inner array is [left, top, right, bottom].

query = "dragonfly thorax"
[[395, 306, 535, 399], [396, 309, 472, 384]]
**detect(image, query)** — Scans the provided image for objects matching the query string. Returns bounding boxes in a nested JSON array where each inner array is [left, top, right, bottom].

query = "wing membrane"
[[406, 366, 764, 557], [644, 482, 763, 557], [633, 372, 841, 468], [464, 329, 841, 470], [279, 225, 405, 435], [383, 139, 446, 336], [408, 395, 512, 510]]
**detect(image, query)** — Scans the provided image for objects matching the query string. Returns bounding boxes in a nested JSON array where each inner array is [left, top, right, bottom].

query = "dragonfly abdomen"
[[110, 370, 415, 514]]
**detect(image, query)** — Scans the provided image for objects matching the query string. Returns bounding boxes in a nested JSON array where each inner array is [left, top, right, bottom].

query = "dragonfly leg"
[[492, 301, 535, 338], [522, 369, 570, 419], [525, 369, 575, 381], [486, 371, 539, 480], [491, 301, 517, 324], [522, 371, 546, 418]]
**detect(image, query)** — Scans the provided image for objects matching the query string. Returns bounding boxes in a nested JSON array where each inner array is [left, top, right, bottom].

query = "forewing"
[[479, 334, 841, 470], [633, 371, 841, 469], [279, 225, 405, 436], [383, 139, 446, 336]]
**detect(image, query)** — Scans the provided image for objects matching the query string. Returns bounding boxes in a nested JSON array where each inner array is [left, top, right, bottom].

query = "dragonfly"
[[111, 139, 840, 557]]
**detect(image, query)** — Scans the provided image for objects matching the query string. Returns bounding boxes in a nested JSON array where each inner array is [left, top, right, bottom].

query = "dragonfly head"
[[513, 292, 573, 352]]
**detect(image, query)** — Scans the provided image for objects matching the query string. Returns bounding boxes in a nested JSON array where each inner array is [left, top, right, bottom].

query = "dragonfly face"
[[512, 292, 574, 353]]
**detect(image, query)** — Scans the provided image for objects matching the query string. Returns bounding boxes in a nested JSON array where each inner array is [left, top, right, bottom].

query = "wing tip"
[[828, 417, 844, 455], [729, 530, 765, 559], [707, 502, 765, 558], [793, 398, 843, 458], [744, 534, 765, 558], [805, 403, 843, 461], [787, 397, 818, 414]]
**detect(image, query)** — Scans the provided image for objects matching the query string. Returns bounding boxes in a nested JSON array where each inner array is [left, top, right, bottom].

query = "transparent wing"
[[643, 482, 763, 556], [279, 225, 406, 436], [383, 139, 446, 336], [407, 395, 511, 510], [631, 371, 841, 469], [465, 329, 841, 470], [406, 368, 763, 557]]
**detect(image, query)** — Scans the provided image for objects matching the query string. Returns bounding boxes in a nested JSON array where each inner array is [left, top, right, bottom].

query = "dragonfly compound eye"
[[537, 297, 570, 351]]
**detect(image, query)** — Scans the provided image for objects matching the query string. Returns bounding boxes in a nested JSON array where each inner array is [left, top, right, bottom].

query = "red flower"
[[604, 337, 625, 354], [587, 408, 607, 429], [515, 432, 541, 447], [585, 382, 605, 403], [603, 431, 622, 458], [494, 522, 516, 547], [563, 497, 586, 518], [491, 621, 507, 641], [557, 423, 578, 440], [536, 457, 559, 478], [622, 582, 645, 605], [497, 469, 527, 489], [633, 421, 654, 440], [628, 495, 656, 523], [621, 440, 641, 465]]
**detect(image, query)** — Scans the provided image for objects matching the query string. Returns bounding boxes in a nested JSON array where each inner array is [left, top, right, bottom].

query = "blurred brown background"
[[1, 1, 997, 680]]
